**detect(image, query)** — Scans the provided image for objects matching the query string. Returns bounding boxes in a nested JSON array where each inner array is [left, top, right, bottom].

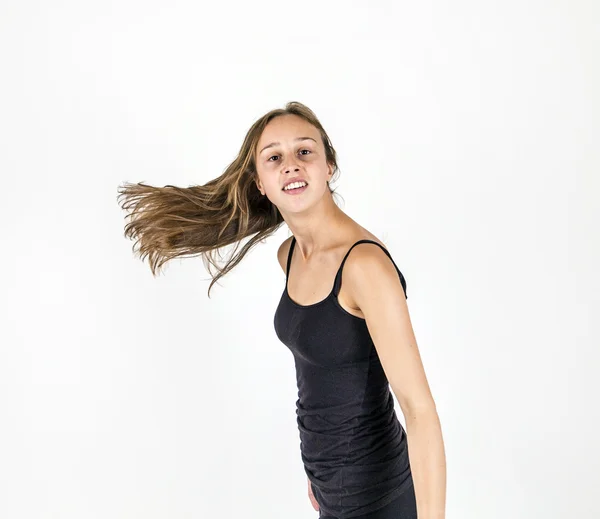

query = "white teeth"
[[283, 181, 307, 191]]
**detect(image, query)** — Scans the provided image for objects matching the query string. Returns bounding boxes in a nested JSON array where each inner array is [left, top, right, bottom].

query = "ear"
[[254, 177, 264, 195]]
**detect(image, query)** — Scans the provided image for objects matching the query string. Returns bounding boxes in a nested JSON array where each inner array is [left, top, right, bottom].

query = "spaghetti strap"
[[285, 236, 297, 285], [333, 240, 408, 299]]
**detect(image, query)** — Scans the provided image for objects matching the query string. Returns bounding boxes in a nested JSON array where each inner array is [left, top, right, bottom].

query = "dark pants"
[[318, 481, 417, 519]]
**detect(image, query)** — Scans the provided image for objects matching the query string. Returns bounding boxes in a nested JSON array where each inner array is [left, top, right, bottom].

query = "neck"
[[282, 194, 356, 260]]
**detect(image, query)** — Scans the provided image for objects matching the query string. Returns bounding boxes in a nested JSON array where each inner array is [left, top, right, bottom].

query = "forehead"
[[257, 114, 319, 145]]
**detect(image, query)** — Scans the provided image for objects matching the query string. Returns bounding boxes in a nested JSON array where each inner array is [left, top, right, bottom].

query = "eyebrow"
[[259, 137, 317, 155]]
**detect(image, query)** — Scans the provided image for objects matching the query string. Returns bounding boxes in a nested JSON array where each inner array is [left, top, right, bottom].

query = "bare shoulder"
[[343, 231, 407, 301], [345, 241, 397, 275], [277, 235, 294, 275], [352, 227, 389, 251]]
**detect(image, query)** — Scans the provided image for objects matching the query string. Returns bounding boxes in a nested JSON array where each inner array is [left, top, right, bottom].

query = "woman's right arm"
[[277, 238, 318, 511], [308, 477, 319, 512]]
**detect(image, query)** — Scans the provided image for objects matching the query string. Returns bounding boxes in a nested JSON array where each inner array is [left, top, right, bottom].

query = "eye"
[[267, 149, 311, 162]]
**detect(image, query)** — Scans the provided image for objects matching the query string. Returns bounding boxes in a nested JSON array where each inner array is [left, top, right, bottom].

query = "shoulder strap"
[[285, 236, 296, 283], [333, 240, 408, 299]]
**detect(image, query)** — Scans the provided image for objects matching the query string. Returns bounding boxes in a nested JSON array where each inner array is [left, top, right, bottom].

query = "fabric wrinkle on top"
[[273, 236, 413, 518]]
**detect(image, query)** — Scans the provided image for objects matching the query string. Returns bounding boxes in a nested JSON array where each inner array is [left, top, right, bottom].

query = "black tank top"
[[273, 236, 414, 518]]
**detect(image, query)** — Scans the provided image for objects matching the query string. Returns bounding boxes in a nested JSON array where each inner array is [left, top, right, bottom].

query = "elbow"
[[398, 396, 438, 422]]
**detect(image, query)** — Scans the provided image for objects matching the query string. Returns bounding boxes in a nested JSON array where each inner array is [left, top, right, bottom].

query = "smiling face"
[[254, 114, 333, 212]]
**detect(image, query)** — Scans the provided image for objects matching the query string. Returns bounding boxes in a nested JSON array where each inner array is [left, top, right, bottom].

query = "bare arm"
[[277, 236, 319, 512], [345, 244, 447, 519]]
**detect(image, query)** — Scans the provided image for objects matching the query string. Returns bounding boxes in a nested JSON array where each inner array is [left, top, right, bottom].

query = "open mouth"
[[282, 183, 308, 194]]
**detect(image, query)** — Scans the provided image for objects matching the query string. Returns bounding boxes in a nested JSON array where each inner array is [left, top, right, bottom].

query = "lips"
[[282, 178, 308, 190]]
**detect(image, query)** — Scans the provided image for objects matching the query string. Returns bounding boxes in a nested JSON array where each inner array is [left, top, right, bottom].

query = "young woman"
[[118, 102, 446, 519]]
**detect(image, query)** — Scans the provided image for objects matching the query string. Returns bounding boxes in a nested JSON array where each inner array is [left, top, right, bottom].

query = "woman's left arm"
[[345, 245, 447, 519]]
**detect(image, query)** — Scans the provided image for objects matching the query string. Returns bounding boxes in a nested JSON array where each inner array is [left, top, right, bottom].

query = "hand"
[[308, 477, 319, 511]]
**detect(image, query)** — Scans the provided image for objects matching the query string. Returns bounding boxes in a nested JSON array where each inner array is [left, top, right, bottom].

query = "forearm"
[[404, 406, 446, 519]]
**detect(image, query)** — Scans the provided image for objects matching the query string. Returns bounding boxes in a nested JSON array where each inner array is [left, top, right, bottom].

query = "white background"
[[1, 1, 598, 518]]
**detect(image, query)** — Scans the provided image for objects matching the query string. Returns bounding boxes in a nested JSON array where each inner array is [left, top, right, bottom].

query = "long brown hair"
[[117, 101, 342, 297]]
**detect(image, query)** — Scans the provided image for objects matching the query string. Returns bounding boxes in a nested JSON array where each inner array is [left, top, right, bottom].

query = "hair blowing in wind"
[[117, 101, 341, 297]]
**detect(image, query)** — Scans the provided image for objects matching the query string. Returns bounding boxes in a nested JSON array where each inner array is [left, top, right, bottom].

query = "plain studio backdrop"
[[0, 1, 598, 518]]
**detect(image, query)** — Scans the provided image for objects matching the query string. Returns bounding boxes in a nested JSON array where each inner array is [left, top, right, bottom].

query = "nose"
[[281, 156, 301, 173]]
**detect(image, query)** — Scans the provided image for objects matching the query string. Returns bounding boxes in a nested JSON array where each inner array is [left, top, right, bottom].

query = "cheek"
[[260, 176, 280, 194]]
